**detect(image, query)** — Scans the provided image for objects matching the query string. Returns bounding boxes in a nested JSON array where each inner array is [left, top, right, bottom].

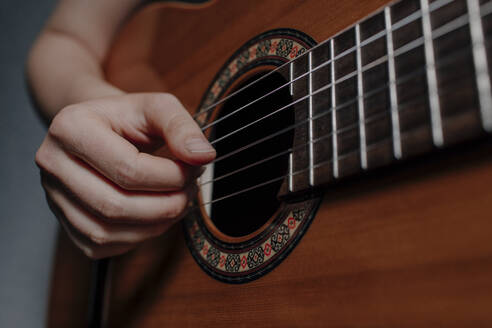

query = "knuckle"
[[48, 105, 79, 141], [34, 148, 47, 170], [166, 113, 193, 136], [87, 228, 111, 246], [97, 195, 125, 221], [144, 93, 179, 113], [113, 158, 140, 189], [153, 92, 179, 106], [35, 141, 56, 174]]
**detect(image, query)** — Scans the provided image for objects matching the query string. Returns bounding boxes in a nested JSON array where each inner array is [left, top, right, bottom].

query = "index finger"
[[48, 102, 199, 191]]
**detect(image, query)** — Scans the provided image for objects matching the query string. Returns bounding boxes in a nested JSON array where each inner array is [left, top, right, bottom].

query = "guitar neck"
[[279, 0, 492, 198]]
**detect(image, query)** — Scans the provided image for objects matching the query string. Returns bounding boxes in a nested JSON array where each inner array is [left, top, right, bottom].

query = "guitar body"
[[47, 1, 492, 327]]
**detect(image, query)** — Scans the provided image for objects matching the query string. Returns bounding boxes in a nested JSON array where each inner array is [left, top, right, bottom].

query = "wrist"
[[64, 75, 124, 109]]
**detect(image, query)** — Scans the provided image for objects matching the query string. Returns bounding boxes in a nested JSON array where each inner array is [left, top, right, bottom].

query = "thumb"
[[134, 93, 216, 165]]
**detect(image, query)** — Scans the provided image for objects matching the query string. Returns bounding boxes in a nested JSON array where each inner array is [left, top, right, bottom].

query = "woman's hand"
[[35, 93, 215, 259]]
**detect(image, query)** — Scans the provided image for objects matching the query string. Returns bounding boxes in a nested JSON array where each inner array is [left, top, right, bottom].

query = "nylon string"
[[188, 0, 491, 207]]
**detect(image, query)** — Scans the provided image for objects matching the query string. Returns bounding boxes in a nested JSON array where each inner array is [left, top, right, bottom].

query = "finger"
[[43, 175, 175, 244], [47, 103, 200, 191], [40, 144, 194, 223], [131, 93, 216, 165], [45, 193, 137, 260], [61, 218, 135, 260]]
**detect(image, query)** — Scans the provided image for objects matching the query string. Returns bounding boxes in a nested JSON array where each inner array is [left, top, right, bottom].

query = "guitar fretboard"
[[278, 0, 492, 197]]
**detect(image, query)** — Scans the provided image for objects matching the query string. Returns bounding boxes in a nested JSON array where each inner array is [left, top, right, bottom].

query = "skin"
[[27, 0, 216, 259]]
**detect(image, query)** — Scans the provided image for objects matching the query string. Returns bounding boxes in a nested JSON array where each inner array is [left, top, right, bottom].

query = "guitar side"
[[47, 1, 492, 327]]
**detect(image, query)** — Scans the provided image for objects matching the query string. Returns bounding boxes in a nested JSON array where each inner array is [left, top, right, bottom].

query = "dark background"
[[0, 0, 58, 327]]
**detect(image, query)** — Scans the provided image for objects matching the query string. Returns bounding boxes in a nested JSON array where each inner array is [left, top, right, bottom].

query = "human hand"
[[35, 93, 215, 259]]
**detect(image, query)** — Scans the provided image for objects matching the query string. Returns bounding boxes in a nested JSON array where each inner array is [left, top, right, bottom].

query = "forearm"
[[27, 27, 122, 121], [26, 0, 140, 122]]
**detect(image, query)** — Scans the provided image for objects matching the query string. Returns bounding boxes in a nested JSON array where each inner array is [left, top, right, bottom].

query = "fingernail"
[[185, 138, 215, 153]]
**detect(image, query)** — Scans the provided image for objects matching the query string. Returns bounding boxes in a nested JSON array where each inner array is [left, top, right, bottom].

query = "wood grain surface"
[[47, 1, 492, 327]]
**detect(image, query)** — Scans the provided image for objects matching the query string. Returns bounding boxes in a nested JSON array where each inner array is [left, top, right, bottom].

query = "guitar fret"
[[308, 51, 315, 186], [385, 7, 403, 159], [288, 152, 294, 192], [278, 0, 492, 198], [355, 24, 368, 169], [420, 0, 445, 147], [467, 0, 492, 131], [331, 38, 339, 178]]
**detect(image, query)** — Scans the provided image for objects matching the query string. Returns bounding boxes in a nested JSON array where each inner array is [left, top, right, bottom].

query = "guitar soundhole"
[[209, 71, 295, 237]]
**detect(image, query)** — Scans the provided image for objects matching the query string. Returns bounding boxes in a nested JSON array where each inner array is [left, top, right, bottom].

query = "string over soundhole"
[[209, 72, 295, 237]]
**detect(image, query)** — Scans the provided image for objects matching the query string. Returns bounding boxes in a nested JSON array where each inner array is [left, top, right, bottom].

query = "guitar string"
[[201, 4, 484, 152], [196, 137, 389, 207], [193, 0, 456, 124], [197, 4, 424, 131], [199, 92, 418, 187], [194, 48, 484, 207], [200, 34, 478, 194], [194, 117, 433, 208], [198, 43, 472, 188], [202, 10, 479, 168], [185, 3, 489, 207], [208, 53, 384, 146], [193, 0, 457, 127], [205, 65, 421, 172]]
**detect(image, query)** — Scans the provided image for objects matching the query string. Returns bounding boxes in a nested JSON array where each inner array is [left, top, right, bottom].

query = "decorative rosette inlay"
[[184, 29, 321, 283]]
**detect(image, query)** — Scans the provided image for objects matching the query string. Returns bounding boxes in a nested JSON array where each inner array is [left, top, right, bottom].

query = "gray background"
[[0, 0, 59, 327]]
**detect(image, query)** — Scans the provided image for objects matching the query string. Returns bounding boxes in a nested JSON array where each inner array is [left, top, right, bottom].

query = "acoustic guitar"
[[47, 0, 492, 326]]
